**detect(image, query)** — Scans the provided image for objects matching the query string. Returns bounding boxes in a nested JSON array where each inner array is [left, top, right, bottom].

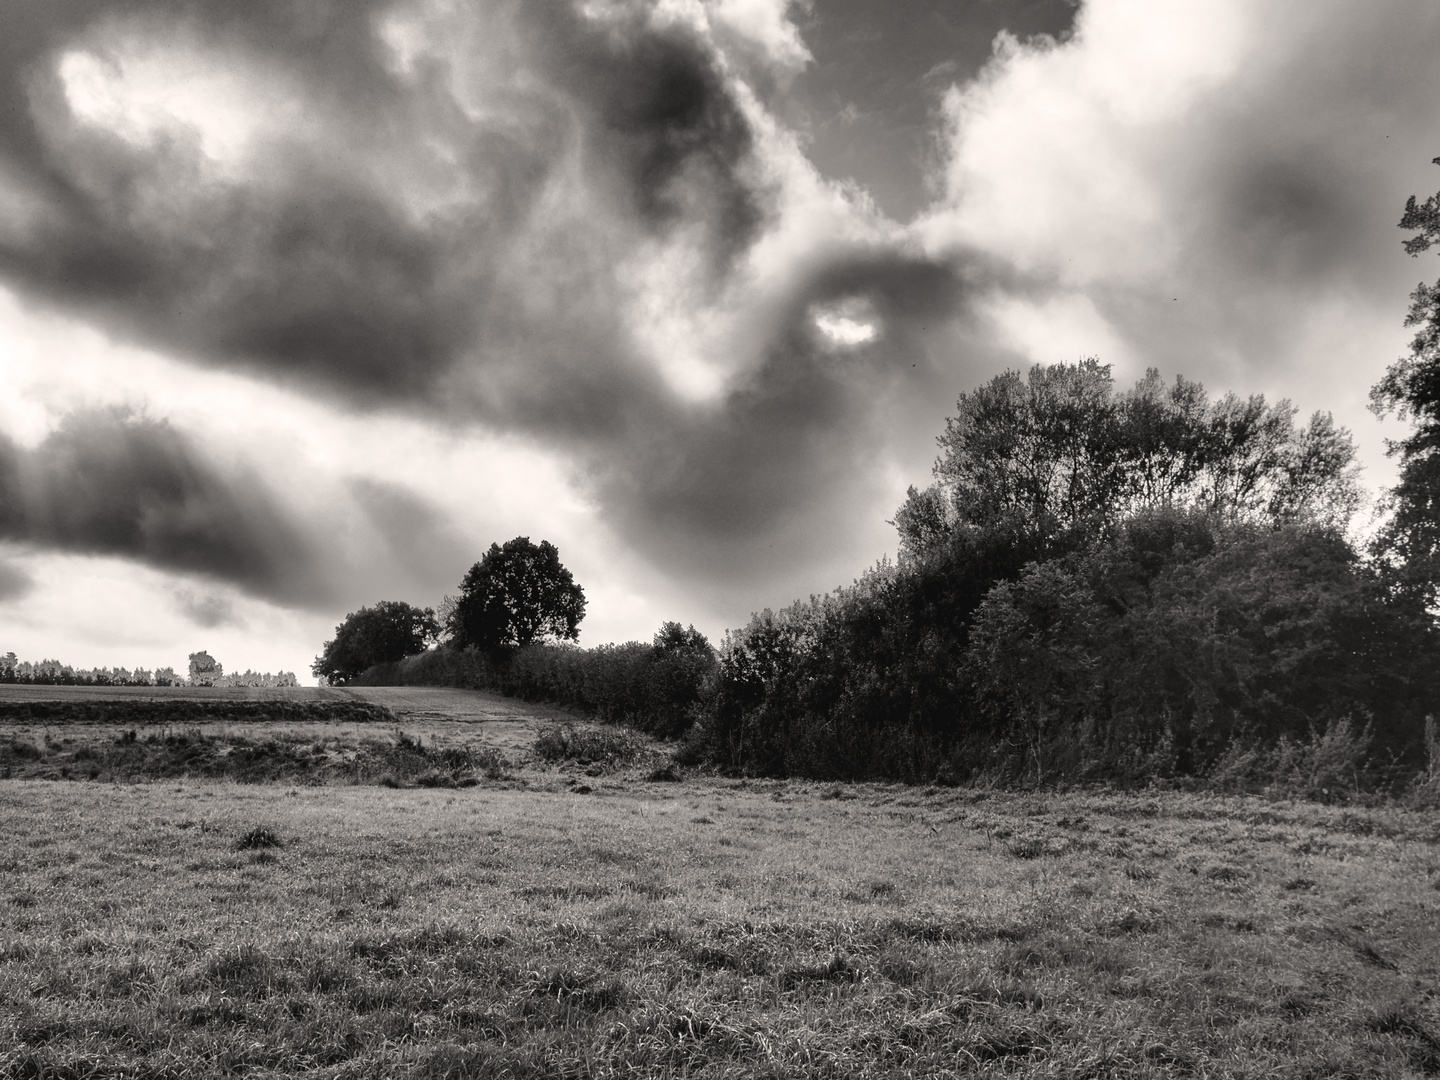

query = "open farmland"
[[2, 692, 1440, 1079]]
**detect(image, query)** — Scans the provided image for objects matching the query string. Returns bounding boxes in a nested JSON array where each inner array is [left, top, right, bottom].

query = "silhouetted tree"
[[449, 538, 586, 653], [313, 601, 439, 685]]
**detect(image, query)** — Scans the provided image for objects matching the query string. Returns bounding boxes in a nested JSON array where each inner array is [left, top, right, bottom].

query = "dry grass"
[[0, 684, 573, 719], [0, 687, 602, 785], [2, 765, 1439, 1077]]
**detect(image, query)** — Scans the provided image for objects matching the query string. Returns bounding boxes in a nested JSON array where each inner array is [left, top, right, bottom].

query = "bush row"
[[356, 623, 717, 740], [689, 512, 1440, 796]]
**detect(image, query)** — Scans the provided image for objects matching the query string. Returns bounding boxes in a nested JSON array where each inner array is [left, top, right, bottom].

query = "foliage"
[[1371, 155, 1440, 606], [700, 537, 1027, 782], [700, 362, 1435, 787], [312, 601, 439, 685], [531, 722, 649, 767], [0, 699, 393, 727], [965, 513, 1438, 781], [0, 653, 278, 687], [899, 360, 1359, 561], [0, 710, 516, 787], [358, 622, 717, 740], [448, 537, 586, 653], [187, 651, 222, 686]]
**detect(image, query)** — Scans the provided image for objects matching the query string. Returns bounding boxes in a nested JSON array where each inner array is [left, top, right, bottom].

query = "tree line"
[[320, 157, 1440, 794], [0, 651, 297, 687]]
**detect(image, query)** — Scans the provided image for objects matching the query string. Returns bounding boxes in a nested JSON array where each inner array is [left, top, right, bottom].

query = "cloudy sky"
[[2, 0, 1439, 679]]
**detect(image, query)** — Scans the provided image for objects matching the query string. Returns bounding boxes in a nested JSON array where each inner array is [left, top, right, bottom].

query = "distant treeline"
[[0, 653, 298, 688], [360, 362, 1440, 798]]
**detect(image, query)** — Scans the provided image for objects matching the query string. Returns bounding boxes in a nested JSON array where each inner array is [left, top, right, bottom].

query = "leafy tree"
[[897, 361, 1359, 561], [1371, 155, 1440, 605], [312, 601, 439, 685], [448, 537, 586, 653], [187, 650, 221, 686]]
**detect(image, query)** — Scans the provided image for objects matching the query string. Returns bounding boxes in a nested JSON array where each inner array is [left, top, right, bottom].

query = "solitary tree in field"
[[187, 651, 222, 686], [448, 537, 586, 653], [312, 601, 439, 685], [1372, 154, 1440, 605]]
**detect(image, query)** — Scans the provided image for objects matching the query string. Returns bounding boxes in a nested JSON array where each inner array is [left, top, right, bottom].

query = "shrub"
[[357, 622, 717, 741], [532, 723, 646, 768]]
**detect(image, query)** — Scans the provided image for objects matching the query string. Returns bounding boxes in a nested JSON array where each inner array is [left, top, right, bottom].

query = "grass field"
[[0, 686, 598, 785], [3, 698, 1440, 1080], [0, 684, 573, 716]]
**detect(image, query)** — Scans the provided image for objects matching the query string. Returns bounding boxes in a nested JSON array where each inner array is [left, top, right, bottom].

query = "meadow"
[[2, 688, 1439, 1078]]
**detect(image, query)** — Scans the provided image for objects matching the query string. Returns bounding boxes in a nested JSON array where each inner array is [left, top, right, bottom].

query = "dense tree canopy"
[[312, 601, 439, 685], [702, 359, 1436, 786], [1371, 155, 1440, 605], [448, 537, 586, 653], [896, 360, 1359, 560]]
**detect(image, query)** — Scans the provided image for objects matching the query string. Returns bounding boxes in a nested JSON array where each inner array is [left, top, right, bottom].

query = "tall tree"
[[449, 537, 586, 653], [1371, 155, 1440, 605], [897, 360, 1359, 561]]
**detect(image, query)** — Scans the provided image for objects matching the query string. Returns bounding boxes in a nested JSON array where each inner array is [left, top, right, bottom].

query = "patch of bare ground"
[[1, 773, 1438, 1077]]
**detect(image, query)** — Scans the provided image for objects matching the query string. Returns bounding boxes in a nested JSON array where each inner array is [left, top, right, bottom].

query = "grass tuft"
[[236, 826, 283, 850]]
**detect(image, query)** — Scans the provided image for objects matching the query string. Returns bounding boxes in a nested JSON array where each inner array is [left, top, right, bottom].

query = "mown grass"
[[2, 776, 1438, 1078]]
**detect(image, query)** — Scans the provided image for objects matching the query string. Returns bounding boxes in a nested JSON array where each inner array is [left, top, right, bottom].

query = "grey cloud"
[[532, 2, 769, 267], [0, 0, 1019, 618], [174, 588, 241, 629], [348, 477, 476, 600], [0, 558, 34, 602], [0, 409, 335, 606], [784, 0, 1077, 220], [596, 249, 1000, 589], [0, 0, 771, 411]]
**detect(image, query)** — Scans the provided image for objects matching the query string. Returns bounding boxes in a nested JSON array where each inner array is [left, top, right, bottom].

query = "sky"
[[2, 0, 1440, 680]]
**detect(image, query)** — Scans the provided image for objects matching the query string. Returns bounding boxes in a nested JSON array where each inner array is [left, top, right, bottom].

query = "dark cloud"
[[0, 409, 333, 605], [0, 0, 771, 411], [0, 0, 1023, 621], [0, 558, 34, 602], [534, 3, 769, 268], [348, 477, 477, 600], [173, 587, 241, 629], [596, 249, 996, 588]]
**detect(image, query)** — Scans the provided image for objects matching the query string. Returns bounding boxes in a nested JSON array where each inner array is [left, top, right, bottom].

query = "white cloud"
[[57, 42, 303, 177], [918, 0, 1440, 486], [704, 0, 811, 72]]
